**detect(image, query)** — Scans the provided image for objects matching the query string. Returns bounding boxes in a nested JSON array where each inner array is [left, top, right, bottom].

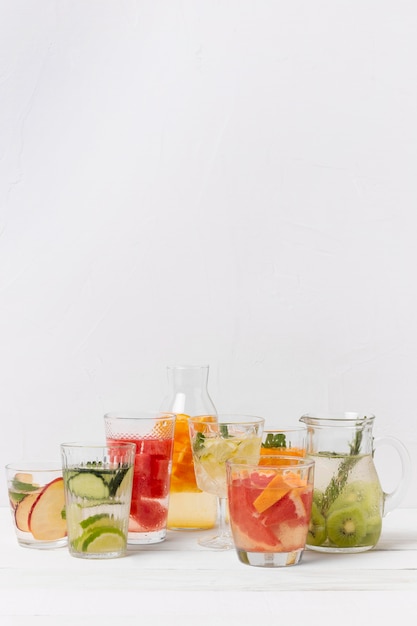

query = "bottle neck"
[[163, 365, 216, 416], [167, 366, 210, 392]]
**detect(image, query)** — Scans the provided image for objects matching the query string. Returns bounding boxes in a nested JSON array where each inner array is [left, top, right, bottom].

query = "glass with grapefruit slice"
[[226, 455, 314, 567]]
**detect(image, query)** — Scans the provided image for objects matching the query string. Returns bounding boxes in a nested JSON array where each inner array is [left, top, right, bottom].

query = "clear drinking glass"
[[104, 411, 176, 544], [61, 442, 135, 559], [5, 461, 67, 549], [227, 455, 315, 567], [261, 427, 307, 457], [188, 414, 264, 550]]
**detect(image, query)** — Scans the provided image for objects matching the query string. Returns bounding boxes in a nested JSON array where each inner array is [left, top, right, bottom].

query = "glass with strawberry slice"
[[226, 455, 315, 567]]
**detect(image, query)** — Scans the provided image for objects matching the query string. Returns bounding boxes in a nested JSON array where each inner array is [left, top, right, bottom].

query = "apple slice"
[[28, 477, 67, 541], [15, 472, 34, 484], [15, 493, 40, 532]]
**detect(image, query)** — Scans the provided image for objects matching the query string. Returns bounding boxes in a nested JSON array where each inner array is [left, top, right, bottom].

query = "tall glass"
[[61, 442, 135, 559], [104, 411, 176, 544], [160, 365, 218, 530], [189, 414, 264, 550]]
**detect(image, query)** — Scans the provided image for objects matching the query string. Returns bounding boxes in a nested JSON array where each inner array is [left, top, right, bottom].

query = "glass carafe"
[[299, 412, 411, 553], [160, 365, 218, 530]]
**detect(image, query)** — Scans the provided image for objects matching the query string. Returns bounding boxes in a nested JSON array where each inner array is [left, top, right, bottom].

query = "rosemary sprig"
[[320, 418, 365, 516]]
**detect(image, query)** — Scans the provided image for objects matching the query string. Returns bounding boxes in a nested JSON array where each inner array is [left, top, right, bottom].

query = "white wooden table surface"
[[1, 507, 416, 625]]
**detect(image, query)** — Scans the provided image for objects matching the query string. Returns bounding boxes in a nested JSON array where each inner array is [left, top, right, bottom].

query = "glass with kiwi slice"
[[299, 413, 411, 553]]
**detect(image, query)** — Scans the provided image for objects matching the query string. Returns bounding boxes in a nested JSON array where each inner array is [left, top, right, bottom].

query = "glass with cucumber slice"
[[61, 443, 135, 559]]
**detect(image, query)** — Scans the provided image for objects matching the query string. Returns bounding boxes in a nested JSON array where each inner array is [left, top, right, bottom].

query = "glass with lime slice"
[[61, 443, 135, 559], [189, 415, 264, 550]]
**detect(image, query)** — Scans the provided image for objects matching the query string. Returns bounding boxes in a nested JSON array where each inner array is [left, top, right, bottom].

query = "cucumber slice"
[[68, 472, 109, 499], [115, 466, 133, 498], [108, 467, 130, 497]]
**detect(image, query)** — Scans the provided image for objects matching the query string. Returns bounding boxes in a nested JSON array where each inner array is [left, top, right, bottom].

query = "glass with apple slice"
[[5, 461, 67, 549]]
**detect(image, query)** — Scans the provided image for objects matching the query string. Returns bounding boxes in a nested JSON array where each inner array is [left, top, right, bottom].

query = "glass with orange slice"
[[167, 413, 218, 529], [226, 455, 315, 567], [261, 427, 307, 458], [160, 365, 218, 530]]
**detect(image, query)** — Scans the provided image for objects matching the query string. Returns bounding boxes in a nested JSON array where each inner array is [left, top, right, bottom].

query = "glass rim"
[[60, 442, 137, 450], [104, 411, 176, 421], [226, 455, 315, 469], [190, 414, 265, 425], [263, 427, 307, 433], [300, 413, 375, 426], [5, 461, 62, 472]]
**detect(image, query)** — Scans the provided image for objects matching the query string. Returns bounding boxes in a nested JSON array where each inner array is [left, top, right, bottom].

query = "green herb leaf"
[[220, 424, 229, 438], [193, 431, 206, 453], [261, 433, 287, 449], [12, 479, 39, 492], [108, 467, 129, 497], [321, 417, 366, 516]]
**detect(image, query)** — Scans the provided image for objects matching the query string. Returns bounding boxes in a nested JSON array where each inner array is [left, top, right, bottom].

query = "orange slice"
[[253, 474, 292, 514]]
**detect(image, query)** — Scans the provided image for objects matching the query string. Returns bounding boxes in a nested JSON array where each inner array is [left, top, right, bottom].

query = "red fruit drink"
[[104, 411, 176, 545], [107, 436, 173, 543], [227, 456, 314, 567]]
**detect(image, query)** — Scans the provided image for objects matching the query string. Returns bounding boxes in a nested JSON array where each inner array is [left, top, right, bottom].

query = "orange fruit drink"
[[167, 414, 217, 529], [260, 429, 307, 458], [226, 455, 314, 567]]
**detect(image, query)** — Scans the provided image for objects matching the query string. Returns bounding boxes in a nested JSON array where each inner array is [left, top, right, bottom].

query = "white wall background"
[[1, 1, 416, 507]]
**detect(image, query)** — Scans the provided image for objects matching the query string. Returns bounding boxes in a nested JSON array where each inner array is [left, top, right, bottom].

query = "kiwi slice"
[[362, 514, 383, 547], [328, 480, 382, 517], [313, 488, 324, 509], [326, 504, 367, 548], [307, 502, 327, 546]]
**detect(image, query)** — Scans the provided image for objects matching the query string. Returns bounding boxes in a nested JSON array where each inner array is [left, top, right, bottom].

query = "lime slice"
[[81, 526, 126, 554], [80, 513, 109, 530]]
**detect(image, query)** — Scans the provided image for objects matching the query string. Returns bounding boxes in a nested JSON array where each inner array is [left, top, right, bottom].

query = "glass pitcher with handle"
[[299, 412, 411, 553]]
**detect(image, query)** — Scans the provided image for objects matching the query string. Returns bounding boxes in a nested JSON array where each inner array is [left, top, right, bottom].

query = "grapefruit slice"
[[28, 477, 67, 540], [231, 520, 281, 552]]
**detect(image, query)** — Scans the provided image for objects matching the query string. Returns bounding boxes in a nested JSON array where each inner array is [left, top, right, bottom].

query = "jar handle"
[[373, 436, 412, 516]]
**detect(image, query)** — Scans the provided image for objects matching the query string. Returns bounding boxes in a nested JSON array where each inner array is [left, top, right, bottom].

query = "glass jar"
[[160, 365, 218, 530]]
